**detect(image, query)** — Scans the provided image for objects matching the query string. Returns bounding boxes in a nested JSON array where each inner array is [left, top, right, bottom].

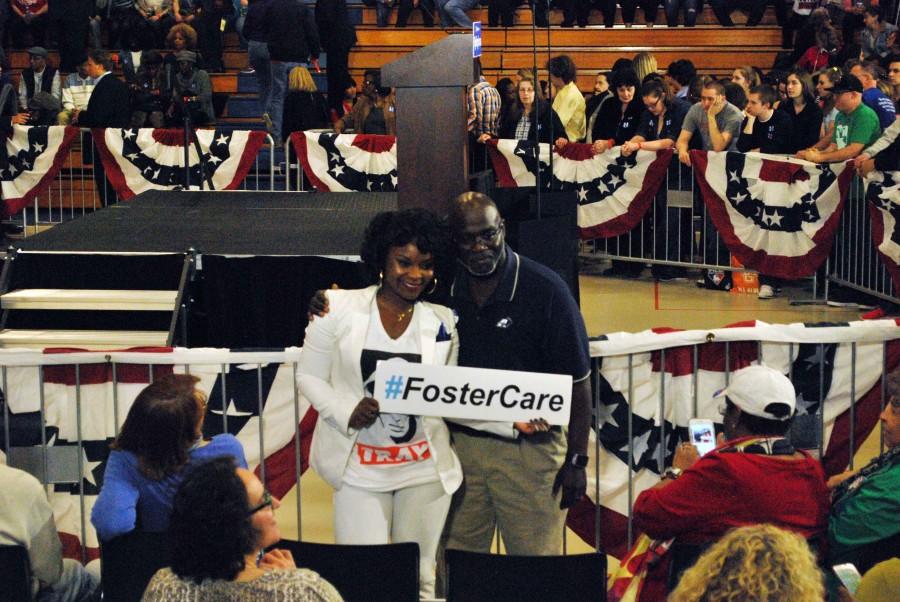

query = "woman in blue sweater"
[[91, 374, 247, 541]]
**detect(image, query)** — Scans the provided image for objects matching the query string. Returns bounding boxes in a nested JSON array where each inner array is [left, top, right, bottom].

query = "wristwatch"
[[663, 467, 683, 480], [567, 453, 589, 468]]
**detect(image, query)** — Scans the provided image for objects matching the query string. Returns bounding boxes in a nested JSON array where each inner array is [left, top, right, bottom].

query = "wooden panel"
[[210, 73, 238, 93], [354, 5, 779, 26], [502, 26, 781, 47]]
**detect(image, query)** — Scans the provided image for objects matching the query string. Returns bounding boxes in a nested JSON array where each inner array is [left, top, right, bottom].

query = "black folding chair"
[[0, 544, 32, 602], [445, 549, 607, 602], [275, 540, 419, 602], [100, 531, 169, 602]]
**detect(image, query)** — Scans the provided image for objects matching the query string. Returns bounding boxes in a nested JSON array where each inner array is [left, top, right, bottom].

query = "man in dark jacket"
[[73, 50, 130, 206], [316, 0, 355, 120], [266, 0, 320, 146]]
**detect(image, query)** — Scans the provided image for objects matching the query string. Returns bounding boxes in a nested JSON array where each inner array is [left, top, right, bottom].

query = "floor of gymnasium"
[[274, 266, 879, 562]]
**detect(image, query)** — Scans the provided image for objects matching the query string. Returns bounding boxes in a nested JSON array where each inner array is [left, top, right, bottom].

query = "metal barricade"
[[585, 161, 743, 273], [0, 348, 305, 562], [829, 176, 898, 303], [0, 322, 896, 563], [588, 325, 897, 551]]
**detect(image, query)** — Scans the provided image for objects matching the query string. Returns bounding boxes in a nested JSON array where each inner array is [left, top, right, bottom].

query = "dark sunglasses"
[[248, 490, 274, 515]]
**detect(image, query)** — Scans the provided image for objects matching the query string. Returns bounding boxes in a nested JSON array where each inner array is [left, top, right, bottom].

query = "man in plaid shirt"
[[468, 59, 501, 170]]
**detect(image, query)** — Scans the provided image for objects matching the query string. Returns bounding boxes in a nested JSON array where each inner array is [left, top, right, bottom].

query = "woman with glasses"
[[297, 208, 462, 599], [143, 456, 342, 600], [91, 374, 248, 541], [492, 70, 567, 144]]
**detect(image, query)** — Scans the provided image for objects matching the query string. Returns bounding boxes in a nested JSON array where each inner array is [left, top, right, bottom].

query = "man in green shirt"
[[796, 72, 881, 163]]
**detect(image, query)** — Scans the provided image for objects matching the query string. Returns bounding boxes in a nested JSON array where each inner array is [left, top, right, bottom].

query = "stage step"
[[1, 289, 179, 311], [0, 328, 170, 348]]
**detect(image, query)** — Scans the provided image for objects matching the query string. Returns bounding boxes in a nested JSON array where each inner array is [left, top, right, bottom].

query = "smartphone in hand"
[[688, 419, 716, 457]]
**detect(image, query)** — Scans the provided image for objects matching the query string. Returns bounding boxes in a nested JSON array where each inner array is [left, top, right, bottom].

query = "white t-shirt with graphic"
[[342, 308, 439, 492]]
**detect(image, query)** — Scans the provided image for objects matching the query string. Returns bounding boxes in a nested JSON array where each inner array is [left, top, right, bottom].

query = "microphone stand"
[[531, 0, 540, 217]]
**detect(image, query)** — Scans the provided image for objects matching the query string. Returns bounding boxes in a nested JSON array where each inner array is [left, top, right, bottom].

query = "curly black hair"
[[359, 208, 452, 288], [611, 68, 641, 91], [169, 457, 258, 583]]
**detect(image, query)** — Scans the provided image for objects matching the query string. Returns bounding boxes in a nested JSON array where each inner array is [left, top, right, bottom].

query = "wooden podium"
[[381, 34, 473, 215]]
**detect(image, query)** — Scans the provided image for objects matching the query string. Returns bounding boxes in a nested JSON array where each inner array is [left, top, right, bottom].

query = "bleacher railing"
[[0, 322, 895, 563]]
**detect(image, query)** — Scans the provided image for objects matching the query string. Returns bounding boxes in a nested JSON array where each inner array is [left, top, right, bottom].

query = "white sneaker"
[[758, 284, 775, 299]]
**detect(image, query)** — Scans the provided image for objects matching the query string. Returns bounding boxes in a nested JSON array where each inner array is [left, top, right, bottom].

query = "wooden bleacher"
[[4, 4, 783, 211]]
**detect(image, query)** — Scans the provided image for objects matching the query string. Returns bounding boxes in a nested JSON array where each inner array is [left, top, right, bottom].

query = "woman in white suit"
[[297, 208, 460, 598]]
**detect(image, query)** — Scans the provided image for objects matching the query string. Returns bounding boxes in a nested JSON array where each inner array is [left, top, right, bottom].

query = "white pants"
[[334, 480, 451, 599]]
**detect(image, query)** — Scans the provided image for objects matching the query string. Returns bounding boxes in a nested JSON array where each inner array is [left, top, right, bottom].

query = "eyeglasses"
[[248, 490, 274, 515], [456, 227, 502, 247], [643, 96, 662, 110]]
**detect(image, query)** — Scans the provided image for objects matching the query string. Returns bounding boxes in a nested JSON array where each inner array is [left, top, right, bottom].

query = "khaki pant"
[[436, 427, 567, 593]]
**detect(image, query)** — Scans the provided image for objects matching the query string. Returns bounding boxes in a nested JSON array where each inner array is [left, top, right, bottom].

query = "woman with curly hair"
[[669, 524, 825, 602], [91, 374, 247, 541], [142, 457, 342, 600], [297, 208, 462, 599]]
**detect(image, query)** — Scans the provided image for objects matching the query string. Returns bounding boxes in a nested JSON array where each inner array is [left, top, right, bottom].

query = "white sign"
[[472, 21, 482, 58], [374, 362, 572, 425]]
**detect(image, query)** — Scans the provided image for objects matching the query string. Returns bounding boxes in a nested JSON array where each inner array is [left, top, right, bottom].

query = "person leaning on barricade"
[[627, 365, 830, 599], [854, 117, 900, 178], [91, 373, 248, 542], [142, 457, 343, 601], [795, 71, 882, 163]]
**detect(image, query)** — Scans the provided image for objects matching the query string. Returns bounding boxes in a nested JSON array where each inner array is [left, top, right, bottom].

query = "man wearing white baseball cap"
[[631, 364, 830, 597]]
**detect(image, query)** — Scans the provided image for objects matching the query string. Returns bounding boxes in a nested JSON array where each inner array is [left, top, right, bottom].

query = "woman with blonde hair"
[[669, 524, 825, 602], [633, 52, 658, 82], [282, 66, 330, 141], [731, 66, 760, 96]]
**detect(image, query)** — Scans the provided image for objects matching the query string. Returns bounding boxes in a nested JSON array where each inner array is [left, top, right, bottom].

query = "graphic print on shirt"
[[358, 350, 427, 464]]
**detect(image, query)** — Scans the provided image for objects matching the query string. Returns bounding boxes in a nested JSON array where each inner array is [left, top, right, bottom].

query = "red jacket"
[[633, 438, 830, 545]]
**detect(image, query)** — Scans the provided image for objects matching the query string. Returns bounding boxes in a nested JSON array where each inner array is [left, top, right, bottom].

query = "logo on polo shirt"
[[496, 317, 512, 328]]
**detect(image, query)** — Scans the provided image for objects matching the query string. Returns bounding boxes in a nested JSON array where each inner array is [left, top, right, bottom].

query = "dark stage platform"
[[18, 191, 398, 255]]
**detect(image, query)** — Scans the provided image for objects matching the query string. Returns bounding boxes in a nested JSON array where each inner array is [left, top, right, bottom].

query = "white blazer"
[[297, 286, 463, 495]]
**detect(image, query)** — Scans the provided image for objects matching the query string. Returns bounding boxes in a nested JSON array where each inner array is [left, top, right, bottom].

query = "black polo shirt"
[[450, 247, 591, 382]]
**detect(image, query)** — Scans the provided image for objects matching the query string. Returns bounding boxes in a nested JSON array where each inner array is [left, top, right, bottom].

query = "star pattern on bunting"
[[721, 153, 832, 233], [117, 128, 239, 189], [316, 133, 397, 192], [594, 374, 682, 475], [0, 127, 58, 180], [202, 361, 280, 437]]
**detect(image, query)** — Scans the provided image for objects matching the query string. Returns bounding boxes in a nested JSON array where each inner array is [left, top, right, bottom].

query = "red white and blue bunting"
[[292, 131, 398, 193], [486, 140, 673, 239], [0, 125, 79, 217], [92, 128, 268, 200], [691, 150, 854, 279], [865, 168, 900, 291]]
